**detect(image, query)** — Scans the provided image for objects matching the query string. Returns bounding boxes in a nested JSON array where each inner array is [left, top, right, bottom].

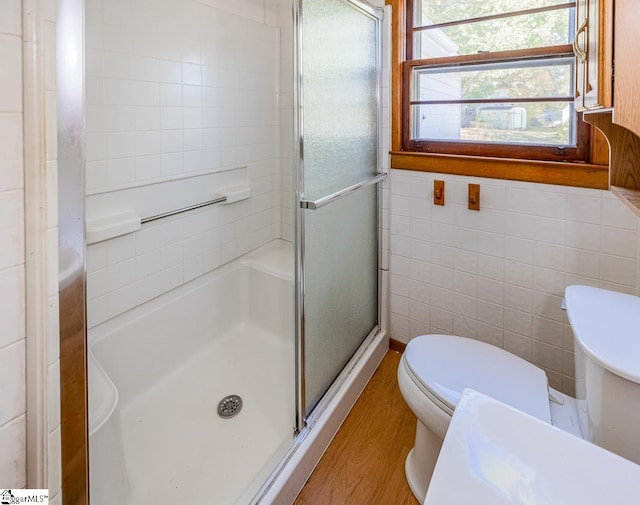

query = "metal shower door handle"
[[300, 172, 388, 210]]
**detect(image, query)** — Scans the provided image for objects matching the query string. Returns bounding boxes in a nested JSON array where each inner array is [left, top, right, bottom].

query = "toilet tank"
[[565, 285, 640, 464]]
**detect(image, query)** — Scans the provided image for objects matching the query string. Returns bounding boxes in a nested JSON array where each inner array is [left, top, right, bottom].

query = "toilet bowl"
[[398, 285, 640, 503]]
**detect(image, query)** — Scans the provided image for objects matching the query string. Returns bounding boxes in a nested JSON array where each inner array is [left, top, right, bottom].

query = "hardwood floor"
[[294, 350, 420, 505]]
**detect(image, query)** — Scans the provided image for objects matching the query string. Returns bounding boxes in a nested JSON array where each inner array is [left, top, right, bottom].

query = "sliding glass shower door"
[[296, 0, 383, 421]]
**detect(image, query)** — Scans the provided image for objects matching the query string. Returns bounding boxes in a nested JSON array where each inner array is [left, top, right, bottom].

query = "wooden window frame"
[[403, 0, 589, 162], [387, 0, 609, 190]]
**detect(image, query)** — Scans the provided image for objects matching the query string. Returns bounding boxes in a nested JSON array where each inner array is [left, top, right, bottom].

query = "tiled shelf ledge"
[[584, 109, 640, 218]]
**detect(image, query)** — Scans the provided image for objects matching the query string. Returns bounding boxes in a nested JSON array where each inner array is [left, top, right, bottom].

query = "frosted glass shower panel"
[[303, 186, 378, 415], [299, 0, 380, 417], [301, 0, 378, 201]]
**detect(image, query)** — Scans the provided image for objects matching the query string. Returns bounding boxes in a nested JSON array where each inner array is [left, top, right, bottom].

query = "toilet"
[[398, 285, 640, 503]]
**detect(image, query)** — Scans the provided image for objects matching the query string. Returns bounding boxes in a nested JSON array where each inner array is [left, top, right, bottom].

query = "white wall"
[[85, 0, 283, 328], [388, 170, 640, 395]]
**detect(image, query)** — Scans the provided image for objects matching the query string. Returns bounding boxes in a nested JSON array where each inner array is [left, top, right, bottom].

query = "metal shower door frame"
[[293, 0, 385, 435]]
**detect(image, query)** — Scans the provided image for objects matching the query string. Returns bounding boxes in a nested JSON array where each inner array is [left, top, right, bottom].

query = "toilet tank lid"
[[565, 285, 640, 384], [404, 335, 551, 423]]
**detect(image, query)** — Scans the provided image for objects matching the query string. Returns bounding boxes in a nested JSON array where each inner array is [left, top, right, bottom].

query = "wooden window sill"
[[390, 151, 609, 190]]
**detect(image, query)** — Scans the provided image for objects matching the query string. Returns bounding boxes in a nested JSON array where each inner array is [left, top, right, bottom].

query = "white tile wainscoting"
[[388, 169, 640, 395]]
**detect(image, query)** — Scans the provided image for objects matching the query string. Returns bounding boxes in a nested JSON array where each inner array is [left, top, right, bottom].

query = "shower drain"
[[217, 394, 243, 419]]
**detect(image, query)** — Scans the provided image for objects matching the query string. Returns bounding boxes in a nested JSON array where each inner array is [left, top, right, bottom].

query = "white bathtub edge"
[[256, 329, 389, 505], [88, 351, 120, 436]]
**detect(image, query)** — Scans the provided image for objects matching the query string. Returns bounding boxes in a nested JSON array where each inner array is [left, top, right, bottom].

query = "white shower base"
[[88, 238, 388, 504], [119, 324, 292, 504], [89, 240, 295, 505]]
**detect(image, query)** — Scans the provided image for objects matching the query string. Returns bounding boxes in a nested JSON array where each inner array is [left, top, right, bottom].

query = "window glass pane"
[[412, 58, 574, 102], [414, 9, 573, 57], [415, 0, 571, 26], [411, 102, 576, 145]]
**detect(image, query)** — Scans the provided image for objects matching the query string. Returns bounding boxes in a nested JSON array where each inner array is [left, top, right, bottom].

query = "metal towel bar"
[[141, 195, 227, 224], [300, 172, 388, 210]]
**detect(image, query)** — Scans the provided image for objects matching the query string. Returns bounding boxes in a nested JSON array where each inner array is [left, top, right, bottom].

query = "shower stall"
[[58, 0, 388, 502]]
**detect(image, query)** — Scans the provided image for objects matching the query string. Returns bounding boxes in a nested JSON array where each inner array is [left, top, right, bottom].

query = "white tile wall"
[[88, 200, 262, 326], [86, 0, 283, 327], [0, 1, 26, 486], [0, 266, 25, 348], [0, 340, 26, 427], [85, 0, 280, 195], [0, 415, 26, 485], [389, 170, 640, 395], [279, 0, 294, 242], [196, 0, 278, 26]]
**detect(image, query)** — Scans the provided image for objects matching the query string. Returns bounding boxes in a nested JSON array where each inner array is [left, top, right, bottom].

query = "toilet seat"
[[403, 335, 551, 423]]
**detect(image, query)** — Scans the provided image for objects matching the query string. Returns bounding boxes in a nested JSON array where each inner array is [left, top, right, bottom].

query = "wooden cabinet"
[[584, 110, 640, 215], [612, 0, 640, 139], [582, 0, 640, 217], [574, 0, 613, 111]]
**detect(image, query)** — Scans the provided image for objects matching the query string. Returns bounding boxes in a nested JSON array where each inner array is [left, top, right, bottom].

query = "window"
[[403, 0, 589, 162]]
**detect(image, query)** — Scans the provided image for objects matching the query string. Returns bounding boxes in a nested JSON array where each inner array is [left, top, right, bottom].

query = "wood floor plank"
[[294, 350, 420, 505]]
